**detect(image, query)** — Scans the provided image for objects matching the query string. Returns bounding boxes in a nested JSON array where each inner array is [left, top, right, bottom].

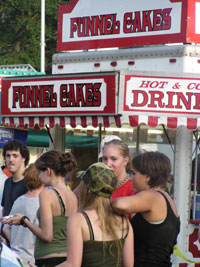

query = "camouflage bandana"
[[82, 162, 117, 198]]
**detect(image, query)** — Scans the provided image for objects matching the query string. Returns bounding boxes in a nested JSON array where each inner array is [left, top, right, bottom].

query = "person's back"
[[80, 210, 130, 267], [131, 191, 180, 267], [57, 162, 134, 267], [112, 151, 180, 267], [1, 151, 78, 267], [34, 185, 77, 262]]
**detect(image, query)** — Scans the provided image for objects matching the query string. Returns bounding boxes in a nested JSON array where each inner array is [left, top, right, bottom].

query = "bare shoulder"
[[67, 187, 78, 199], [39, 187, 52, 198], [68, 212, 87, 225]]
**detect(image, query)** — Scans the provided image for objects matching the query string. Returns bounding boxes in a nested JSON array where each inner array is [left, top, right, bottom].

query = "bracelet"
[[20, 216, 30, 227]]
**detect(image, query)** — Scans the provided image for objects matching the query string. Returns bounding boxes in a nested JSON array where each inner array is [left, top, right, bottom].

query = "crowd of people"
[[0, 137, 180, 267]]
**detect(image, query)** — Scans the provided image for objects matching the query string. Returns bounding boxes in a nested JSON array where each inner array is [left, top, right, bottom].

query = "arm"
[[122, 220, 134, 267], [112, 191, 153, 215], [2, 225, 11, 241], [56, 213, 84, 267], [2, 189, 53, 242]]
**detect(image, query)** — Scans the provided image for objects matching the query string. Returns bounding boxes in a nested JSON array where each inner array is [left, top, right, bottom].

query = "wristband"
[[20, 216, 30, 227]]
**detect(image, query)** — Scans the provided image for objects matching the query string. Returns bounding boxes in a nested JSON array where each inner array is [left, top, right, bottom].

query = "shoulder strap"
[[157, 190, 173, 214], [52, 188, 66, 215], [81, 211, 95, 241]]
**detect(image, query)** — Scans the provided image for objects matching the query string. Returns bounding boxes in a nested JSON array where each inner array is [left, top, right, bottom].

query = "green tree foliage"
[[0, 0, 69, 74]]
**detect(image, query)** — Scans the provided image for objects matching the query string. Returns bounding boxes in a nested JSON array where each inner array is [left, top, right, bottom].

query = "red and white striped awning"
[[2, 115, 200, 130]]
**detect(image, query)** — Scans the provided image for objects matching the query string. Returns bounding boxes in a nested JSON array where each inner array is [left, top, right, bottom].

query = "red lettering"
[[70, 14, 120, 38], [60, 84, 68, 107], [76, 84, 85, 106], [165, 92, 175, 108], [139, 80, 168, 89], [132, 12, 141, 33], [93, 83, 101, 106], [27, 86, 34, 107], [19, 86, 26, 108], [139, 80, 151, 88], [12, 86, 20, 108], [70, 18, 78, 38], [188, 83, 195, 90], [194, 93, 200, 109], [149, 81, 159, 88], [34, 86, 43, 107], [148, 91, 165, 108], [86, 16, 95, 36], [142, 10, 152, 32], [153, 9, 162, 31], [123, 8, 171, 34], [104, 14, 113, 35], [175, 92, 193, 109], [123, 13, 132, 33], [162, 8, 172, 30], [187, 83, 200, 90], [85, 84, 93, 106], [68, 84, 76, 106], [95, 15, 104, 35], [131, 90, 148, 107]]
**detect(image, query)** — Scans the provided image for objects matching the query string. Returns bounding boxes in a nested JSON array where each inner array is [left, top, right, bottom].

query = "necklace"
[[115, 176, 130, 189]]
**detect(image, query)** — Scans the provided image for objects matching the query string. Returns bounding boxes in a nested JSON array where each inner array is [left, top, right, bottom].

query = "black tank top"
[[130, 191, 180, 267]]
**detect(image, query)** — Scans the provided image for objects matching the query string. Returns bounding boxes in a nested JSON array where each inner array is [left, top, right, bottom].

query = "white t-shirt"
[[4, 195, 40, 267]]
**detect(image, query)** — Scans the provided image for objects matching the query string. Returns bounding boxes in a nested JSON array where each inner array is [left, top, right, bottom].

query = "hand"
[[0, 235, 7, 244], [2, 214, 23, 225], [28, 262, 37, 267]]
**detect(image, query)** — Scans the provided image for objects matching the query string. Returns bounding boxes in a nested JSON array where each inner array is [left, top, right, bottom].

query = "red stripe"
[[81, 117, 87, 128], [9, 117, 15, 128], [129, 115, 139, 127], [70, 117, 76, 128], [39, 117, 44, 128], [167, 117, 177, 129], [29, 117, 34, 128], [187, 118, 197, 130], [148, 116, 158, 128], [19, 118, 24, 128], [49, 117, 55, 128], [59, 117, 65, 128], [103, 117, 110, 127], [115, 116, 121, 127], [92, 116, 98, 127]]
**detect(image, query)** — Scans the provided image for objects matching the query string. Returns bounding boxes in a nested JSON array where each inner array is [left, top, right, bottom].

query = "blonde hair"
[[103, 139, 131, 172], [79, 182, 127, 266]]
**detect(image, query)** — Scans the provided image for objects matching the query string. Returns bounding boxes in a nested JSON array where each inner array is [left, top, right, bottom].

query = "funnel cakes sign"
[[57, 0, 200, 51], [1, 73, 118, 116]]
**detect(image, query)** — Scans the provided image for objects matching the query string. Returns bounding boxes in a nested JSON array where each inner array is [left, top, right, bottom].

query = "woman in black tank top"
[[112, 151, 180, 267]]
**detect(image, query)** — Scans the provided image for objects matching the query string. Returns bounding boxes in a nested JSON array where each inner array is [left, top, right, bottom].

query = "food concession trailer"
[[1, 0, 200, 265]]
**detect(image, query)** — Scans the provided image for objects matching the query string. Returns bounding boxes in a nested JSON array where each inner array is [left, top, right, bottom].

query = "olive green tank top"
[[81, 211, 127, 267], [35, 188, 68, 258]]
